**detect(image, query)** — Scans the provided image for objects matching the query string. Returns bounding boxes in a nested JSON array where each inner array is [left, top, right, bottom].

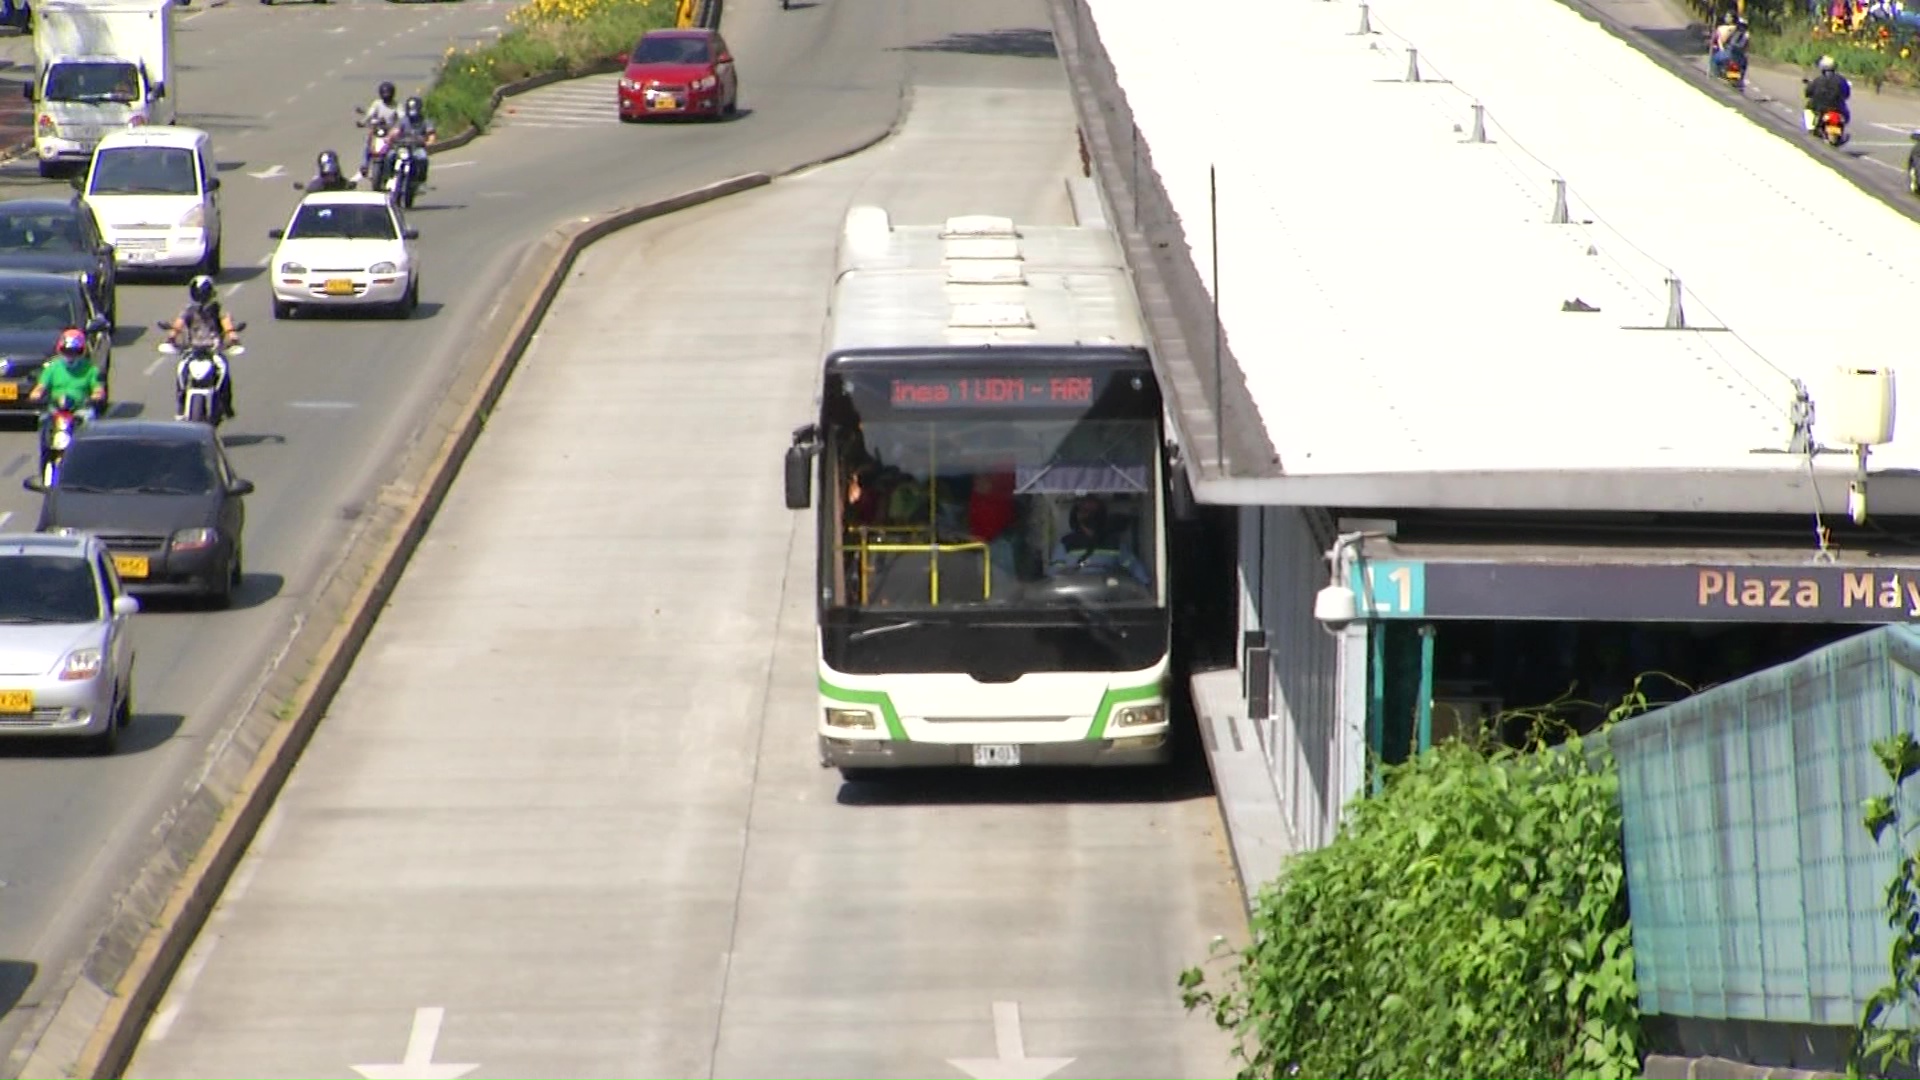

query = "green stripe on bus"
[[819, 678, 908, 740], [1087, 681, 1166, 741]]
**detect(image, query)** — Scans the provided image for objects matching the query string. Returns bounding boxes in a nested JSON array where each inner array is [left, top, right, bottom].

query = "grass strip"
[[425, 0, 677, 134]]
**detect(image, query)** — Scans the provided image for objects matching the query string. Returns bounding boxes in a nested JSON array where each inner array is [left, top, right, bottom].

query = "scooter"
[[1818, 108, 1851, 146], [156, 320, 245, 426]]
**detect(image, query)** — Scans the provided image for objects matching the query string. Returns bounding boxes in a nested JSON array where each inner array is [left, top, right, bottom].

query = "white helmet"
[[1819, 55, 1838, 71]]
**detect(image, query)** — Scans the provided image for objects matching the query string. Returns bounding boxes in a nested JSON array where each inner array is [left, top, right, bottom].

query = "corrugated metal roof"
[[826, 206, 1149, 355]]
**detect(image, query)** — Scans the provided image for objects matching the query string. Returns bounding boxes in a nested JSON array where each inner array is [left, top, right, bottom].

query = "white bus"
[[782, 206, 1173, 780]]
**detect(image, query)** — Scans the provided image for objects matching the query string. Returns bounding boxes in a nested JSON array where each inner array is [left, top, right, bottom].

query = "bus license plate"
[[973, 744, 1020, 767]]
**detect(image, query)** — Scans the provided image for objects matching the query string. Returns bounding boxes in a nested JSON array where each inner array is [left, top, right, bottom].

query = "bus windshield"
[[821, 365, 1164, 613]]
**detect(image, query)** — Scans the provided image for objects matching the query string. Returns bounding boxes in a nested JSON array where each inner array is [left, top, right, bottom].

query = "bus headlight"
[[1112, 703, 1165, 729], [825, 707, 876, 730]]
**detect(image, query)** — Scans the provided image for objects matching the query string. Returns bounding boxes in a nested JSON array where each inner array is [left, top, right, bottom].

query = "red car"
[[617, 28, 740, 122]]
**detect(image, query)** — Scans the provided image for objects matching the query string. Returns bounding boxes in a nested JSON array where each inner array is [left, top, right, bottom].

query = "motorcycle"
[[156, 320, 245, 426], [1819, 108, 1850, 146], [1802, 80, 1852, 146], [39, 402, 83, 486], [1721, 53, 1744, 87], [362, 124, 393, 190], [382, 142, 420, 209]]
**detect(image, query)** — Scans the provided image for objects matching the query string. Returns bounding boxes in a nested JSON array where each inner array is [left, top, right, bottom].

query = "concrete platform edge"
[[1642, 1052, 1847, 1079], [13, 172, 777, 1080], [1189, 670, 1294, 914]]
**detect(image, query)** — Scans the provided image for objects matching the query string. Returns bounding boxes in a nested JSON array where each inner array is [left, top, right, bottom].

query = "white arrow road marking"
[[351, 1007, 477, 1080], [246, 164, 284, 180], [948, 1001, 1074, 1080]]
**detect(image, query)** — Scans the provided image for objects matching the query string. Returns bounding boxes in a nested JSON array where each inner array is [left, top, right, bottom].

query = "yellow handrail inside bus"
[[842, 526, 991, 606]]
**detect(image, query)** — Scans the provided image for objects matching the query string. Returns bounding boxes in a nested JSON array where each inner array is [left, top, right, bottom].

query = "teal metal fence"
[[1609, 625, 1920, 1028]]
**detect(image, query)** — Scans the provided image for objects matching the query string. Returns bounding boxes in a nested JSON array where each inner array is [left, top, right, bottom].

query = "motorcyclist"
[[1709, 12, 1736, 76], [1804, 55, 1852, 135], [356, 82, 401, 181], [28, 328, 104, 445], [306, 149, 353, 192], [166, 275, 241, 420], [389, 95, 437, 191]]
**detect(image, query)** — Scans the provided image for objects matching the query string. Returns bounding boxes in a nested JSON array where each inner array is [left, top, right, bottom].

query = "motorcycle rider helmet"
[[404, 96, 424, 123], [317, 149, 341, 177], [378, 80, 396, 104], [1819, 54, 1838, 71], [55, 327, 85, 358], [187, 275, 216, 304]]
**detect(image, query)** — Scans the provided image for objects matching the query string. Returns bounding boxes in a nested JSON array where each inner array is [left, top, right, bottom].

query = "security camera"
[[1314, 582, 1359, 633]]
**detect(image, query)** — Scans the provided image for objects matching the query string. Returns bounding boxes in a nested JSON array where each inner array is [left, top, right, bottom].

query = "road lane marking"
[[288, 401, 357, 409], [0, 511, 12, 529], [144, 937, 219, 1042]]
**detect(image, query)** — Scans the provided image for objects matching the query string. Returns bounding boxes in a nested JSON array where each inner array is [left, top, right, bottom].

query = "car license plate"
[[0, 383, 15, 401], [0, 690, 31, 714], [973, 744, 1020, 768], [653, 96, 677, 109], [324, 278, 355, 296], [113, 554, 149, 579]]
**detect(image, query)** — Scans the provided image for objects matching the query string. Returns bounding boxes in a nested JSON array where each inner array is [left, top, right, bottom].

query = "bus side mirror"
[[784, 445, 812, 510]]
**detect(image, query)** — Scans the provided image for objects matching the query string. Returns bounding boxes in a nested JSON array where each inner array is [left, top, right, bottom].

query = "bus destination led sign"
[[888, 374, 1100, 408]]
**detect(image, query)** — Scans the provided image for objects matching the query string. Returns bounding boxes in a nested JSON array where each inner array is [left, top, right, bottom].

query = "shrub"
[[1180, 729, 1642, 1079], [424, 0, 676, 136]]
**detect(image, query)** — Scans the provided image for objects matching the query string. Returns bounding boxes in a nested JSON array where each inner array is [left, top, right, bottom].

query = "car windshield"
[[0, 208, 84, 253], [286, 203, 396, 240], [88, 148, 200, 196], [0, 281, 81, 333], [43, 61, 140, 105], [56, 439, 217, 495], [0, 555, 100, 623], [631, 35, 710, 64]]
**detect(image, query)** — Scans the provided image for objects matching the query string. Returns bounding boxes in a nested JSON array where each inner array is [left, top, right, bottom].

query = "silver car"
[[0, 533, 138, 754]]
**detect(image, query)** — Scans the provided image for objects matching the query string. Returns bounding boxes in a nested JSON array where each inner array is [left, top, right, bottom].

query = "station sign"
[[1347, 558, 1920, 623]]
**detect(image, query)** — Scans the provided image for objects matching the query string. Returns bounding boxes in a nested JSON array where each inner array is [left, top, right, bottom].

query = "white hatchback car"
[[267, 191, 420, 319]]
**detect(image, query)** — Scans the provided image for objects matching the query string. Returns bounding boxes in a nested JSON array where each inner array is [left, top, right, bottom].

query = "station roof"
[[1080, 0, 1920, 515]]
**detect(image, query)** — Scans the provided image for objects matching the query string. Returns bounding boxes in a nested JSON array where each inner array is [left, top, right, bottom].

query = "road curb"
[[19, 171, 768, 1080]]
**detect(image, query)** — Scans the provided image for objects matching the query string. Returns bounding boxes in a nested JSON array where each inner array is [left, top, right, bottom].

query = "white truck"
[[24, 0, 177, 178]]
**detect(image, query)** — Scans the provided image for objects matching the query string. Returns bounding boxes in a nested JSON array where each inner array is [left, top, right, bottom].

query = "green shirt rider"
[[29, 327, 105, 423]]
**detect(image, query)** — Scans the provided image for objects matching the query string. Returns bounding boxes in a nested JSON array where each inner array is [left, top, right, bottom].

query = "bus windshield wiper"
[[849, 620, 925, 642]]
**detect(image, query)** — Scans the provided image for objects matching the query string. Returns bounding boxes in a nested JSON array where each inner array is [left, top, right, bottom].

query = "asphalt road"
[[118, 12, 1245, 1076], [0, 0, 948, 1070]]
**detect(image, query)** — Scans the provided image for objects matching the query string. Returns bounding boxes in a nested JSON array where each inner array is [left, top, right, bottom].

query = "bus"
[[781, 206, 1174, 780]]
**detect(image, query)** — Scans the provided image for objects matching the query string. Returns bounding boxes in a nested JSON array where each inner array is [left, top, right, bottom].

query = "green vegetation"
[[1853, 732, 1920, 1077], [1180, 695, 1650, 1080], [1680, 0, 1920, 88], [422, 0, 676, 136]]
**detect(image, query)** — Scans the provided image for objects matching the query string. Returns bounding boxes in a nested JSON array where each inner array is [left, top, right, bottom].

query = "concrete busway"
[[116, 8, 1246, 1078], [0, 0, 948, 1070]]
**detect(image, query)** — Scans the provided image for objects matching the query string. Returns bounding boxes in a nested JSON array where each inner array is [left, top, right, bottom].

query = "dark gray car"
[[0, 196, 117, 326], [24, 420, 255, 608]]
